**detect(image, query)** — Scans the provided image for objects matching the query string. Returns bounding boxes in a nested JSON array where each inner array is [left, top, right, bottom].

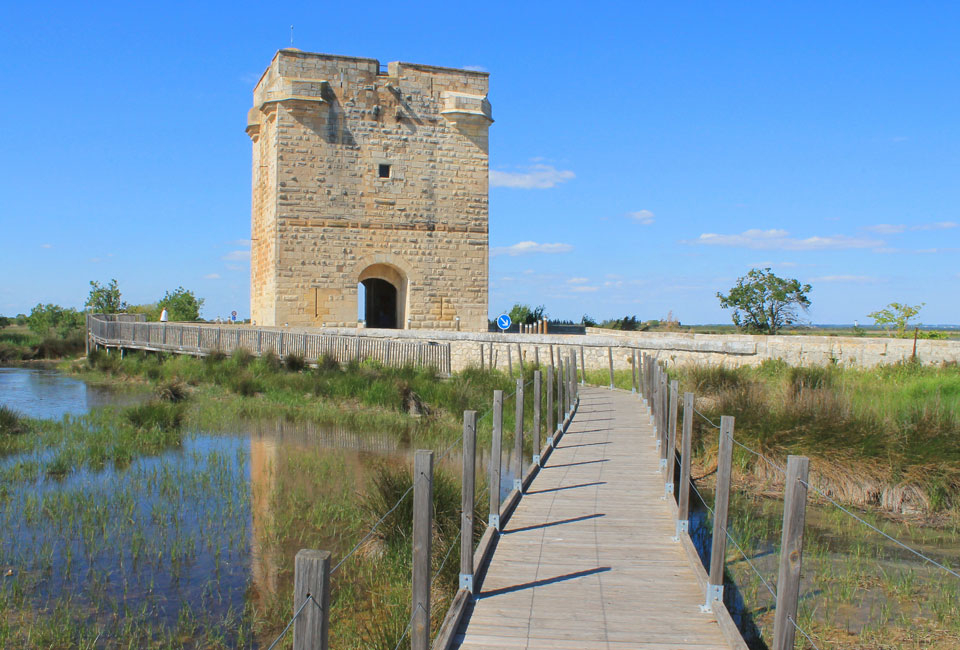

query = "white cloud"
[[568, 277, 589, 284], [866, 221, 956, 234], [810, 275, 878, 283], [491, 241, 574, 256], [570, 286, 598, 293], [627, 210, 655, 225], [463, 65, 488, 72], [913, 221, 957, 231], [228, 238, 252, 247], [683, 229, 882, 251], [204, 273, 222, 280], [222, 250, 251, 262], [40, 243, 52, 249], [865, 224, 907, 234], [490, 164, 575, 189]]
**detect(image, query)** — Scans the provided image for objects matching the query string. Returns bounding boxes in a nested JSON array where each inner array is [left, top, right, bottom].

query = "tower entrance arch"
[[359, 263, 407, 329]]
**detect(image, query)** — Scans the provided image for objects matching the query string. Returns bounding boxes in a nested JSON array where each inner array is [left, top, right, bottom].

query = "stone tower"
[[247, 50, 492, 330]]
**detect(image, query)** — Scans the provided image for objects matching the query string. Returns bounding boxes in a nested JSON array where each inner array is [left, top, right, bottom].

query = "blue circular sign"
[[496, 314, 512, 331]]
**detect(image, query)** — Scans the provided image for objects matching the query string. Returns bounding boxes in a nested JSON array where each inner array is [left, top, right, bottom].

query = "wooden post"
[[558, 357, 566, 416], [579, 345, 585, 385], [704, 415, 735, 612], [534, 346, 540, 368], [532, 371, 542, 464], [479, 344, 484, 370], [507, 346, 513, 377], [607, 347, 615, 389], [546, 365, 555, 444], [570, 353, 578, 404], [772, 455, 810, 650], [412, 450, 433, 650], [676, 392, 694, 539], [293, 549, 330, 650], [631, 350, 637, 393], [549, 344, 555, 371], [517, 343, 524, 373], [665, 380, 679, 497], [514, 378, 524, 491], [460, 411, 477, 593], [659, 372, 669, 465], [489, 391, 504, 531]]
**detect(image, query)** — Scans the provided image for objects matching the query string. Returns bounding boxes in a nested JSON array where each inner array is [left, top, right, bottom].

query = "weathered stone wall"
[[295, 326, 960, 372], [247, 50, 491, 330]]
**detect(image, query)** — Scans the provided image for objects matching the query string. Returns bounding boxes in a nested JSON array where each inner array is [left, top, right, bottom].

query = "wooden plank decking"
[[453, 386, 731, 649]]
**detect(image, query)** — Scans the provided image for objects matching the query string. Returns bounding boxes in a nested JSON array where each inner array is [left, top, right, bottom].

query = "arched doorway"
[[358, 263, 407, 329], [362, 278, 398, 328]]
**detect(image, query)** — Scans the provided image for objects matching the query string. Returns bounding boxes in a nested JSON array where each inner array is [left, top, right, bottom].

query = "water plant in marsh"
[[74, 348, 549, 451], [674, 360, 960, 515], [0, 436, 254, 648]]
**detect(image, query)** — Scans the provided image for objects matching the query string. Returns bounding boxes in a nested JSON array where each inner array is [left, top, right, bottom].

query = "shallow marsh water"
[[0, 367, 518, 647]]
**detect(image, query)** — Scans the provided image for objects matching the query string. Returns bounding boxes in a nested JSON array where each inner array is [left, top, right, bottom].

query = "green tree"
[[85, 279, 126, 314], [717, 268, 812, 334], [0, 316, 10, 329], [868, 302, 924, 338], [158, 287, 204, 322], [26, 304, 84, 335], [508, 303, 546, 325]]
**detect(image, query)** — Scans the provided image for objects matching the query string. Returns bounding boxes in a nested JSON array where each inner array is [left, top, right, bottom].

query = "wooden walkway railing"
[[85, 314, 452, 374]]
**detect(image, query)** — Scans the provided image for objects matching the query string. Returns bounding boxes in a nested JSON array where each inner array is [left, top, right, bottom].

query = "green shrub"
[[260, 350, 282, 372], [284, 353, 306, 372], [231, 348, 254, 367], [232, 372, 262, 397], [158, 380, 189, 403], [317, 353, 340, 372], [125, 402, 185, 431], [0, 406, 26, 435]]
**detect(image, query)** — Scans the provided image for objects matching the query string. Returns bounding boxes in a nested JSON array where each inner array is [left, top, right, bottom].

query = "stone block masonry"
[[247, 50, 492, 331]]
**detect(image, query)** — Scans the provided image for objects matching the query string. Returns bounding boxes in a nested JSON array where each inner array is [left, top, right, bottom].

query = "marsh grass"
[[0, 405, 27, 436], [674, 360, 960, 514]]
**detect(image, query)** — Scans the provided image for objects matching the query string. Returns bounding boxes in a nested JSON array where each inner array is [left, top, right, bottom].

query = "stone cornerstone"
[[247, 50, 492, 330]]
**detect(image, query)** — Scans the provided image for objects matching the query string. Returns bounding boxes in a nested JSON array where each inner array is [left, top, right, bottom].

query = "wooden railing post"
[[631, 349, 637, 393], [507, 346, 513, 377], [773, 455, 810, 650], [579, 345, 585, 385], [517, 343, 524, 374], [665, 380, 679, 498], [411, 450, 433, 650], [546, 366, 555, 447], [659, 372, 669, 469], [571, 353, 578, 403], [675, 392, 694, 540], [557, 358, 566, 421], [703, 415, 734, 613], [293, 549, 330, 650], [532, 370, 542, 465], [489, 391, 504, 531], [513, 378, 524, 492], [607, 346, 615, 389], [460, 411, 477, 593]]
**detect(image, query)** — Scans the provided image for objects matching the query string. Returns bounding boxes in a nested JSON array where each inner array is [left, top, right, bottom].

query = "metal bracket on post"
[[513, 478, 523, 492], [532, 453, 540, 466], [655, 438, 662, 453], [672, 519, 689, 542], [459, 574, 474, 593], [658, 458, 667, 472], [488, 514, 500, 531], [546, 436, 554, 447], [700, 584, 723, 613], [663, 482, 674, 500]]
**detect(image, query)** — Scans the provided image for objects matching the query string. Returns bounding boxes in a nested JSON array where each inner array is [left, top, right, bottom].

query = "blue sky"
[[1, 2, 958, 325]]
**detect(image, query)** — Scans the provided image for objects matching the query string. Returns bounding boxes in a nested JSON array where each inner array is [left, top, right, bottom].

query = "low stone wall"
[[189, 323, 960, 373]]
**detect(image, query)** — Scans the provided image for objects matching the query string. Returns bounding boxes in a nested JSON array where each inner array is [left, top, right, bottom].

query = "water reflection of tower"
[[249, 428, 279, 596]]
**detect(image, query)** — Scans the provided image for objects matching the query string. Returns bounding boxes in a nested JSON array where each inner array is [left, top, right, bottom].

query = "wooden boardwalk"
[[454, 385, 731, 649]]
